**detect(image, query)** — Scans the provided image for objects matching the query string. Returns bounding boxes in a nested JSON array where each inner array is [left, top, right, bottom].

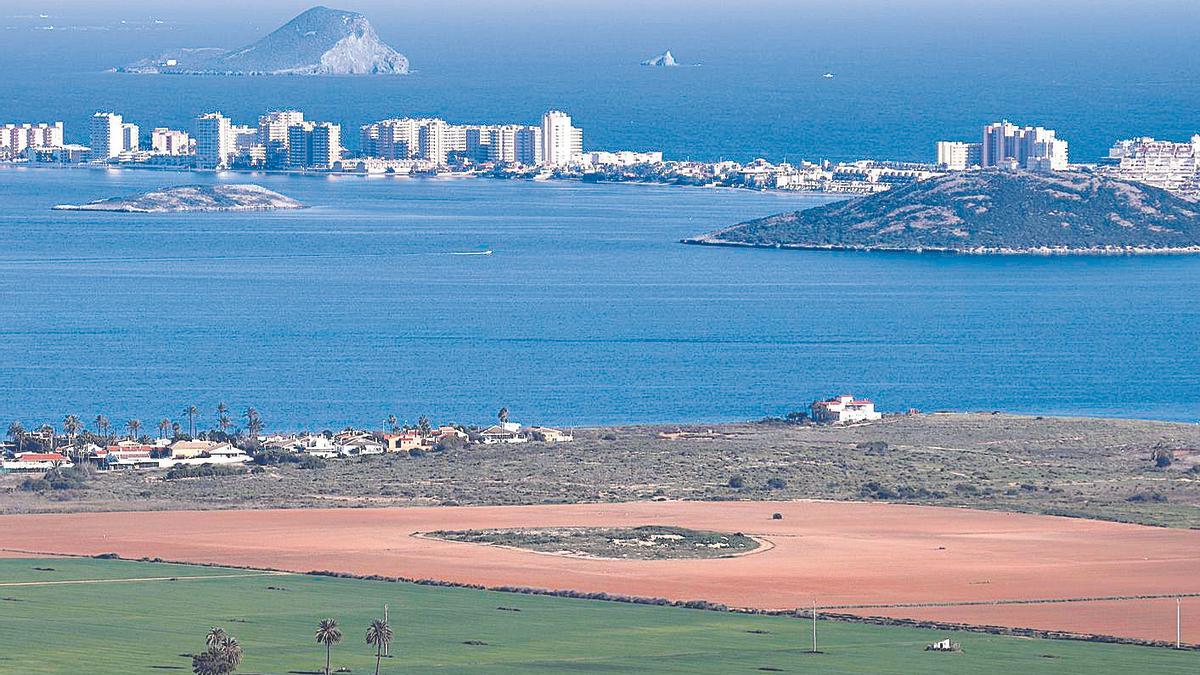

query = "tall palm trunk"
[[375, 644, 382, 675], [325, 643, 331, 675]]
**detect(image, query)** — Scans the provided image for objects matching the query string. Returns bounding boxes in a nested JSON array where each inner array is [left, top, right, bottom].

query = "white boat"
[[450, 250, 493, 256], [823, 72, 835, 79]]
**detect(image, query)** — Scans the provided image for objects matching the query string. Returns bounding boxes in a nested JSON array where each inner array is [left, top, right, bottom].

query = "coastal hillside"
[[54, 184, 304, 213], [122, 6, 409, 76], [686, 171, 1200, 253]]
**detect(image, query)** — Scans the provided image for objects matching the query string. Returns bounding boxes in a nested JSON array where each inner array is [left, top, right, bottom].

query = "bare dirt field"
[[2, 500, 1197, 644], [4, 413, 1200, 528]]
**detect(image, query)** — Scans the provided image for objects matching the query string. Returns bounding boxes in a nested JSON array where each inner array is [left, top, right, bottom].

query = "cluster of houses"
[[0, 438, 250, 474], [1, 418, 575, 474]]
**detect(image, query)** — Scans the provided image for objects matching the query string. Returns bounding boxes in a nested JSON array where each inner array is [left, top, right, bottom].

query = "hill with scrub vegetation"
[[685, 170, 1200, 254]]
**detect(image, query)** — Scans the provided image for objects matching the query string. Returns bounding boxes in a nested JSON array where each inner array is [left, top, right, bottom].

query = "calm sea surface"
[[1, 167, 1197, 428]]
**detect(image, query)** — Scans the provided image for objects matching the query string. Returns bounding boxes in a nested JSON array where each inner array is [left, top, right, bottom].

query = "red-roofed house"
[[2, 452, 73, 473]]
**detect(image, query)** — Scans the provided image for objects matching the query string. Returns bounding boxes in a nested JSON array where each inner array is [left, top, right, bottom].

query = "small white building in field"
[[811, 395, 882, 425]]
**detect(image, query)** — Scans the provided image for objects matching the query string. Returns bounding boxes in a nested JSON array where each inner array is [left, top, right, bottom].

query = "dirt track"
[[2, 500, 1197, 643]]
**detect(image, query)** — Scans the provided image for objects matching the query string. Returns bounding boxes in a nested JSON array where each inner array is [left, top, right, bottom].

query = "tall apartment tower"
[[515, 126, 542, 165], [287, 121, 342, 169], [488, 125, 521, 164], [120, 123, 140, 152], [418, 119, 448, 165], [89, 113, 125, 160], [981, 121, 1067, 170], [194, 112, 234, 169], [258, 110, 305, 168], [540, 110, 579, 167]]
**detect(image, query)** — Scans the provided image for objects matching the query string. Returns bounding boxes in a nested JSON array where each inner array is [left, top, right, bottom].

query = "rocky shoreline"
[[681, 237, 1200, 256]]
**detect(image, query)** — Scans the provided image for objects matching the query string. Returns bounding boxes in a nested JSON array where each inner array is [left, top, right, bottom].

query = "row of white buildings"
[[937, 120, 1070, 172], [9, 109, 592, 172], [1101, 135, 1200, 198], [358, 110, 583, 167]]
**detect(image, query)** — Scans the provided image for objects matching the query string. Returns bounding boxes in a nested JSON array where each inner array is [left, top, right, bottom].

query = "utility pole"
[[811, 599, 818, 653], [384, 603, 391, 656], [1177, 597, 1182, 650]]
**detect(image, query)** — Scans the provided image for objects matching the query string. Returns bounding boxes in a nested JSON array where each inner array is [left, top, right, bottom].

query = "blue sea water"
[[2, 2, 1200, 428], [1, 167, 1198, 429]]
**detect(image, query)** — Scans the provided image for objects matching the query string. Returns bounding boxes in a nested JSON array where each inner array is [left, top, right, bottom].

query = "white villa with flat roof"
[[811, 395, 882, 425]]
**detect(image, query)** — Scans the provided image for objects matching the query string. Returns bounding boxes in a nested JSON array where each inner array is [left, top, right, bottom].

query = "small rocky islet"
[[53, 184, 305, 213]]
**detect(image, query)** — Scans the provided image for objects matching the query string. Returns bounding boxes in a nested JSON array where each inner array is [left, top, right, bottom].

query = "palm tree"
[[194, 627, 242, 675], [37, 423, 55, 450], [126, 418, 142, 441], [184, 405, 199, 438], [158, 418, 172, 440], [497, 407, 509, 425], [314, 618, 342, 675], [63, 415, 82, 448], [94, 414, 110, 443], [417, 416, 432, 438], [386, 415, 398, 434], [205, 627, 228, 649], [216, 403, 232, 437], [172, 421, 182, 439], [243, 408, 263, 448], [7, 421, 25, 453], [365, 618, 392, 675]]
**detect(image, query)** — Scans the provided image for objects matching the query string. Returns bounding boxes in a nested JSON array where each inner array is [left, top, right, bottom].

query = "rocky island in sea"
[[684, 170, 1200, 254], [641, 50, 680, 67], [53, 184, 305, 213], [119, 6, 409, 76]]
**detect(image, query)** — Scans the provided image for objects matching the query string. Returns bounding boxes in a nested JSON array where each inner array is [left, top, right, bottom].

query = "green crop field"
[[0, 557, 1196, 674]]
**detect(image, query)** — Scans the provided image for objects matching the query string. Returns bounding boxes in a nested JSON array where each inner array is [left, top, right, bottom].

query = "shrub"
[[165, 464, 245, 480], [296, 455, 326, 470], [857, 440, 889, 454], [1126, 491, 1167, 503], [600, 433, 618, 441], [18, 478, 50, 492], [765, 477, 787, 490], [771, 512, 783, 520], [1151, 448, 1173, 468], [727, 475, 744, 489], [434, 436, 466, 452]]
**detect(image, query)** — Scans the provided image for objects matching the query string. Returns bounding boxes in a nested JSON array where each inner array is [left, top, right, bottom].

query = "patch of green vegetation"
[[427, 525, 759, 560], [0, 558, 1196, 674]]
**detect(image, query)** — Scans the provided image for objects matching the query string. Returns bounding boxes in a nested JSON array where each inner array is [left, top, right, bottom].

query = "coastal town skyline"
[[5, 107, 1200, 199]]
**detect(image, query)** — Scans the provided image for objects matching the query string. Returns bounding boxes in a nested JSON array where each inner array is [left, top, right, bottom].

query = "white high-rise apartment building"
[[981, 120, 1068, 171], [515, 126, 542, 165], [120, 123, 140, 152], [488, 125, 521, 164], [287, 121, 342, 169], [0, 122, 64, 158], [935, 140, 982, 170], [89, 113, 125, 160], [258, 110, 305, 167], [540, 110, 581, 167], [151, 128, 191, 155], [194, 112, 233, 169], [418, 119, 448, 165]]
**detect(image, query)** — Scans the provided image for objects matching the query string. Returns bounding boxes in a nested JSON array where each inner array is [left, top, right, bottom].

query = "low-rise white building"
[[1, 452, 73, 473], [811, 395, 883, 425]]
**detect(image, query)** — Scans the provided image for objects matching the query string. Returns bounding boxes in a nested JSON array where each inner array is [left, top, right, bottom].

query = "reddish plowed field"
[[2, 501, 1196, 642]]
